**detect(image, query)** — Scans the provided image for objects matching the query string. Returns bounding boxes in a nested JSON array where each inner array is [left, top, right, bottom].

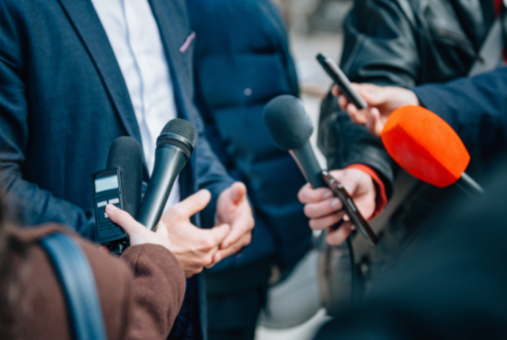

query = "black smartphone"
[[92, 168, 129, 254], [321, 170, 378, 246], [316, 53, 368, 110]]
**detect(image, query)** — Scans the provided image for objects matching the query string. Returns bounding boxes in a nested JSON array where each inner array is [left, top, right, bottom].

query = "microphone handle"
[[290, 142, 327, 188], [455, 172, 484, 197], [137, 146, 188, 231]]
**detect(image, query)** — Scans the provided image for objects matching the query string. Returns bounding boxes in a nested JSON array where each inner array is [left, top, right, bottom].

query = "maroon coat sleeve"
[[8, 225, 185, 340], [120, 244, 186, 340]]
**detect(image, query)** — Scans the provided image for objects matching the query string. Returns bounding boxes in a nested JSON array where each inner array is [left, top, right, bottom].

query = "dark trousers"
[[205, 258, 273, 340]]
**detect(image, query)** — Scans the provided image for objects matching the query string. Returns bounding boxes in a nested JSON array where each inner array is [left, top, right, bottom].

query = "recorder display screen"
[[95, 175, 118, 193]]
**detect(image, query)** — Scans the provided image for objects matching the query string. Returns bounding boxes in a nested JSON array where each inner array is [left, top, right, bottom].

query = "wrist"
[[345, 164, 388, 219]]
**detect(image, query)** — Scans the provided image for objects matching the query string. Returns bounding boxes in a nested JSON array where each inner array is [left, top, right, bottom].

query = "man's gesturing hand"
[[298, 168, 376, 245], [213, 182, 254, 264], [159, 190, 230, 278], [333, 84, 420, 136]]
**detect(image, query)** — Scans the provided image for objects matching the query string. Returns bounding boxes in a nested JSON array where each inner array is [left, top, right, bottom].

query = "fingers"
[[369, 108, 384, 137], [326, 221, 354, 245], [170, 189, 211, 219], [99, 246, 110, 254], [298, 183, 333, 204], [106, 205, 144, 235], [353, 83, 384, 106], [205, 223, 231, 247], [229, 182, 247, 204], [221, 206, 254, 248], [155, 220, 169, 238], [338, 95, 349, 111], [212, 233, 251, 265], [331, 85, 341, 97], [309, 210, 347, 230], [304, 197, 343, 219]]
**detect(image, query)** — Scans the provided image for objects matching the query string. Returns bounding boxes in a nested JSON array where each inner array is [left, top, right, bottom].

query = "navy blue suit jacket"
[[0, 0, 232, 236], [0, 0, 234, 338]]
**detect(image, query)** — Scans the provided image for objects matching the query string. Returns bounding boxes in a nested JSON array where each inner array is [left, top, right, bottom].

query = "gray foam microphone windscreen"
[[106, 137, 143, 218], [263, 95, 314, 150]]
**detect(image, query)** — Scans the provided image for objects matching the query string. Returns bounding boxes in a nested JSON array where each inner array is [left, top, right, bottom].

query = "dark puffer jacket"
[[188, 0, 311, 272]]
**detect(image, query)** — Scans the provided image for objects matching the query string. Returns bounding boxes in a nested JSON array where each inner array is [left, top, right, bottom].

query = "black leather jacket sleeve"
[[341, 0, 420, 87]]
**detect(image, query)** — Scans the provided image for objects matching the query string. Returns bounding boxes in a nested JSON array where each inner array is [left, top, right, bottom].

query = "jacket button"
[[244, 88, 252, 96]]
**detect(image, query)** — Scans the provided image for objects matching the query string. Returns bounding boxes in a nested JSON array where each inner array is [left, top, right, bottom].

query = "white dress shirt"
[[91, 0, 180, 209]]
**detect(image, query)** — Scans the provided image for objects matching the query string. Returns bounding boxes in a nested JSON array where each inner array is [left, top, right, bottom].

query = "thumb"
[[228, 182, 247, 205], [353, 83, 386, 106], [106, 205, 145, 235], [205, 223, 231, 245], [172, 189, 211, 218], [371, 108, 384, 137], [366, 107, 379, 136], [155, 220, 169, 238]]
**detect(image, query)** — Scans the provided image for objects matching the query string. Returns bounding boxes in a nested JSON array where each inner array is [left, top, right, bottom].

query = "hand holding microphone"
[[298, 168, 377, 245], [263, 95, 378, 246], [136, 118, 254, 274]]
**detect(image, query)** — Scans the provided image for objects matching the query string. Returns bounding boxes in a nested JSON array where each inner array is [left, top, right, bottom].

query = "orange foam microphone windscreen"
[[381, 105, 470, 188]]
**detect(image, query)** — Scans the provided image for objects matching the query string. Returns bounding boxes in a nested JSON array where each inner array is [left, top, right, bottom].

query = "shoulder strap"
[[40, 233, 107, 340]]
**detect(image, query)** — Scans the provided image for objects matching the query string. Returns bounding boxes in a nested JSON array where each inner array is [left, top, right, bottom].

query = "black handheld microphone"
[[263, 95, 378, 246], [93, 136, 143, 255], [137, 119, 196, 231]]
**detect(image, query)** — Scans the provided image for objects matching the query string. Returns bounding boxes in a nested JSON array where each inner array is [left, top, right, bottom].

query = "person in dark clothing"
[[314, 160, 507, 340], [187, 0, 312, 339], [300, 0, 506, 292]]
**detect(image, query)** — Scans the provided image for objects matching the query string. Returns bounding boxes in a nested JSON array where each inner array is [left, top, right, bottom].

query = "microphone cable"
[[332, 220, 356, 305], [346, 235, 356, 305]]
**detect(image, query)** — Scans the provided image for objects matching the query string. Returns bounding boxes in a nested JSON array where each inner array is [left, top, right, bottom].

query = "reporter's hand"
[[332, 84, 420, 136], [106, 204, 171, 250], [298, 168, 376, 245], [213, 182, 254, 265], [159, 190, 231, 277]]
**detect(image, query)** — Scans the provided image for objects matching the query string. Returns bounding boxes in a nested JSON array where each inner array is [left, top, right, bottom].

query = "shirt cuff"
[[345, 164, 388, 220]]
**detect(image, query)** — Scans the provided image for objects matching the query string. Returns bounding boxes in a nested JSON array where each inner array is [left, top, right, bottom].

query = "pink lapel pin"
[[179, 32, 196, 53]]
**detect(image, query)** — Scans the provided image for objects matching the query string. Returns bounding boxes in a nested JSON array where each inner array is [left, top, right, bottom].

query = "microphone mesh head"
[[263, 95, 313, 150], [157, 119, 196, 159], [161, 119, 197, 147]]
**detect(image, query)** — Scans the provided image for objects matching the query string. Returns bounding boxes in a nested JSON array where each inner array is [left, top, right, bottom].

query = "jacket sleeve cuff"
[[345, 164, 388, 219]]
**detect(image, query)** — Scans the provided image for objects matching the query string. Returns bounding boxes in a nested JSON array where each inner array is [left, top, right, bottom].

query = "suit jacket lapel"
[[148, 0, 192, 120], [57, 0, 142, 145]]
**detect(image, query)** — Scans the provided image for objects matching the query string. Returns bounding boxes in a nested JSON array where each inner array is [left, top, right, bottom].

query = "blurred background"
[[255, 1, 349, 339]]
